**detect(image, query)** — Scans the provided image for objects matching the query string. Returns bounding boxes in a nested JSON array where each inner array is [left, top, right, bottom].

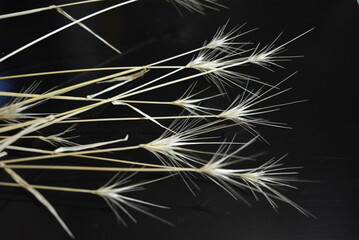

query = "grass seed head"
[[95, 174, 171, 226]]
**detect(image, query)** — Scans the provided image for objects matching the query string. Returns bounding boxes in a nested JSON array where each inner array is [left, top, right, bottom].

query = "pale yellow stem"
[[0, 66, 182, 80], [2, 145, 140, 164], [0, 181, 94, 194], [0, 0, 104, 19], [0, 92, 173, 105], [0, 164, 196, 173], [59, 115, 215, 123], [3, 145, 167, 169]]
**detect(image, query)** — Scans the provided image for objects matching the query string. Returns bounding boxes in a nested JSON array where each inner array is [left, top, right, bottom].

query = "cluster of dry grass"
[[0, 0, 311, 238]]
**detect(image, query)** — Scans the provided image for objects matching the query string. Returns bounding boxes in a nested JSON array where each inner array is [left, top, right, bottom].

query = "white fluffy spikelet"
[[140, 119, 229, 167], [205, 22, 253, 53], [0, 82, 48, 121], [38, 124, 78, 147], [94, 174, 172, 226], [187, 49, 253, 93], [172, 83, 222, 115], [199, 138, 311, 216], [217, 73, 301, 134], [168, 0, 226, 14]]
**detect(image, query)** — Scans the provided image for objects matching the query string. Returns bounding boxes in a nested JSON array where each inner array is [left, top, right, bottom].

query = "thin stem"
[[56, 7, 121, 54], [0, 66, 183, 80], [0, 43, 251, 135], [0, 69, 140, 133], [3, 145, 167, 169], [0, 181, 94, 194], [112, 59, 252, 101], [0, 0, 104, 20], [0, 92, 173, 105], [2, 145, 141, 164], [0, 0, 138, 63], [0, 164, 196, 172], [58, 115, 215, 123], [0, 161, 74, 237]]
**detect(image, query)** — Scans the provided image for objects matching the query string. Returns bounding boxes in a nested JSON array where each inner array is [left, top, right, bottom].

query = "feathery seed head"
[[218, 90, 259, 123], [187, 50, 252, 93], [217, 79, 294, 131], [95, 174, 171, 226], [246, 29, 316, 70], [38, 125, 78, 147], [141, 135, 182, 159], [172, 83, 221, 115], [199, 140, 309, 215], [247, 47, 285, 69], [140, 119, 225, 166], [0, 82, 47, 121], [206, 22, 252, 54], [168, 0, 226, 14]]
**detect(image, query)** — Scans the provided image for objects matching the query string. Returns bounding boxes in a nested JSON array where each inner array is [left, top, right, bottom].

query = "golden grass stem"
[[56, 7, 121, 54], [58, 115, 214, 123], [0, 0, 138, 63], [0, 181, 94, 194], [0, 66, 183, 80], [2, 145, 141, 164], [0, 71, 137, 134], [0, 0, 104, 20], [0, 161, 74, 237], [0, 164, 195, 172], [0, 91, 182, 105], [3, 145, 167, 168]]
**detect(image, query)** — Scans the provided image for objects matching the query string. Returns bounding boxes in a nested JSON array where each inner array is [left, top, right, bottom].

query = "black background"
[[0, 1, 358, 239]]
